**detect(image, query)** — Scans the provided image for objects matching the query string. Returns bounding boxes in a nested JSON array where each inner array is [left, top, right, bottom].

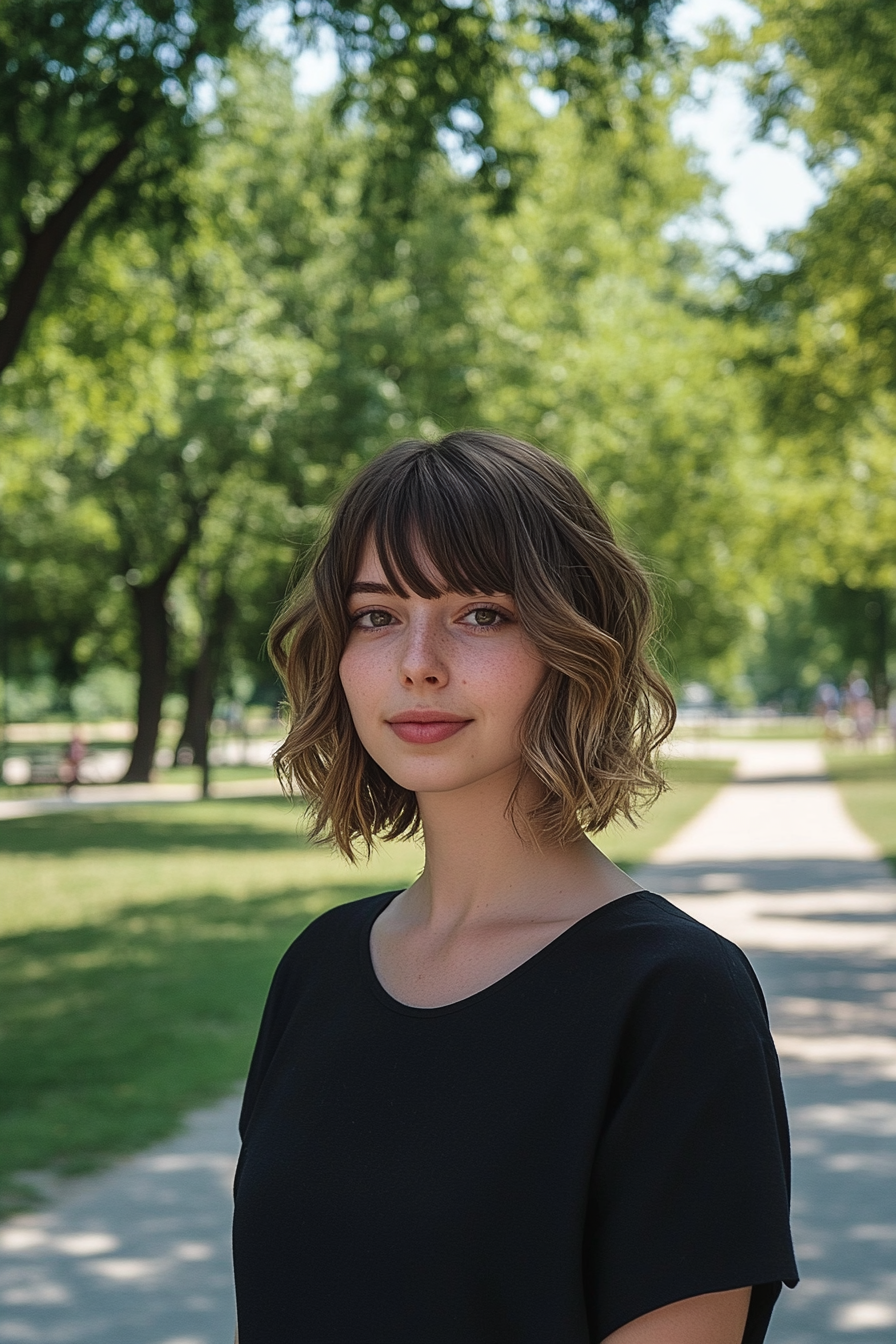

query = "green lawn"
[[678, 719, 824, 739], [826, 749, 896, 873], [0, 762, 278, 801], [0, 757, 731, 1213]]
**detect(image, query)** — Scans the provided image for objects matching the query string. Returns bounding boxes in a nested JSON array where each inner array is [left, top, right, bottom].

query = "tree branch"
[[0, 137, 136, 375]]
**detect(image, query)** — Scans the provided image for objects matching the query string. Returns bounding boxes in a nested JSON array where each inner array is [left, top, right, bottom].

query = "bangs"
[[363, 440, 518, 600]]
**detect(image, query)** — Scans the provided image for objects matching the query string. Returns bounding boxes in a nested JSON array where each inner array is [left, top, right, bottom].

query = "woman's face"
[[339, 538, 546, 798]]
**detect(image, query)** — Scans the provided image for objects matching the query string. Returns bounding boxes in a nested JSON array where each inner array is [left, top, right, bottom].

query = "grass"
[[677, 719, 824, 739], [825, 749, 896, 873], [824, 747, 896, 783], [0, 757, 732, 1212]]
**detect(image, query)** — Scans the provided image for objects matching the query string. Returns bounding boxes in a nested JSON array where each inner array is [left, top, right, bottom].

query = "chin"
[[380, 756, 519, 798], [383, 765, 473, 794]]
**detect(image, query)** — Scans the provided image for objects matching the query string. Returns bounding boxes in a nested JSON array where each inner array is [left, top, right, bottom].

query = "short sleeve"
[[237, 936, 305, 1147], [584, 935, 798, 1344]]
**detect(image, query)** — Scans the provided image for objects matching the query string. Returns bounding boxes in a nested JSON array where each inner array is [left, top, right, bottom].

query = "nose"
[[399, 612, 448, 689]]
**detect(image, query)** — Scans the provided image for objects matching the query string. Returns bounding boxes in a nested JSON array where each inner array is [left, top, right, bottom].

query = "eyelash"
[[351, 603, 511, 630]]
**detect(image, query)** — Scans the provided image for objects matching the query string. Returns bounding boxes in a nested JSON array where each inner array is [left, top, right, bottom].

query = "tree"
[[0, 0, 244, 374], [0, 46, 484, 776], [1, 0, 678, 378], [461, 85, 767, 689], [172, 473, 303, 786], [1, 70, 320, 775], [736, 1, 896, 702]]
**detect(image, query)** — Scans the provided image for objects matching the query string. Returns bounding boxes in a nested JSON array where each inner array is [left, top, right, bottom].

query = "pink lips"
[[387, 713, 471, 745]]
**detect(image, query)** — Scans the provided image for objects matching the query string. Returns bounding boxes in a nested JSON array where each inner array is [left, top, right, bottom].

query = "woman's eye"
[[356, 609, 394, 628], [461, 607, 506, 628]]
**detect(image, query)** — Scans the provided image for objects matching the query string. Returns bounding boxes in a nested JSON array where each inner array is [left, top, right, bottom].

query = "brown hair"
[[270, 430, 676, 858]]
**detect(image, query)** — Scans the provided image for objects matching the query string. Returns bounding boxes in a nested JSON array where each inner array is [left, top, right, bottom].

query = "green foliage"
[[0, 0, 241, 253], [0, 0, 249, 373], [1, 46, 485, 714], [1, 40, 776, 725], [746, 583, 892, 708], [13, 13, 872, 722], [463, 88, 765, 684], [297, 0, 673, 214], [0, 0, 677, 375], [733, 1, 896, 699]]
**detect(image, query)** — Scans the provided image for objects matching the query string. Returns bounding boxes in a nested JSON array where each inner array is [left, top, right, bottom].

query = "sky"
[[667, 0, 824, 257], [260, 0, 825, 260]]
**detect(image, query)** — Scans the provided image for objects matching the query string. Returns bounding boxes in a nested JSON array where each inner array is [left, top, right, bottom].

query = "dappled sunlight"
[[0, 1099, 239, 1342]]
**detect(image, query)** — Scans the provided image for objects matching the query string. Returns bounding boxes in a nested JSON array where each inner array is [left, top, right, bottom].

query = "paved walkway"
[[641, 741, 896, 1343], [0, 776, 283, 822], [0, 1098, 241, 1343], [1, 741, 894, 1341]]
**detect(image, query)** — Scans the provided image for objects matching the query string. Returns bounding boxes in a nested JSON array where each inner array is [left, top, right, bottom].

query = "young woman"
[[232, 431, 798, 1344]]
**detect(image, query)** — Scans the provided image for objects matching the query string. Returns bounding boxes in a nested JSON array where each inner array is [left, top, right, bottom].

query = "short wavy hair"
[[270, 430, 676, 858]]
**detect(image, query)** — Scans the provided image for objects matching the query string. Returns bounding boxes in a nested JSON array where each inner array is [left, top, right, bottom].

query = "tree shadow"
[[0, 880, 398, 1213], [637, 857, 896, 894], [0, 798, 311, 856]]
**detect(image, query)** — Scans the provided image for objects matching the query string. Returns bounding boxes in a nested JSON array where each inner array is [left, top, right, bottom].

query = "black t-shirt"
[[233, 890, 798, 1343]]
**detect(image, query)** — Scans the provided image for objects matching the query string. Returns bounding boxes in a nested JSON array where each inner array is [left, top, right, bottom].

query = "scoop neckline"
[[360, 887, 652, 1017]]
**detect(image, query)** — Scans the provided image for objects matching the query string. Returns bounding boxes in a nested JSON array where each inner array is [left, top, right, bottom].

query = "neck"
[[410, 767, 634, 927]]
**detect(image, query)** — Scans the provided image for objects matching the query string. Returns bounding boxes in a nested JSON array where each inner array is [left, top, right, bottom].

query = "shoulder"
[[274, 890, 398, 982], [581, 890, 772, 1047], [602, 889, 763, 981], [249, 889, 397, 1039]]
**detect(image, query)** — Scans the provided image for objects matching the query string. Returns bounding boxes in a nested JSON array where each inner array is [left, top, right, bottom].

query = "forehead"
[[353, 536, 442, 586], [350, 533, 507, 598]]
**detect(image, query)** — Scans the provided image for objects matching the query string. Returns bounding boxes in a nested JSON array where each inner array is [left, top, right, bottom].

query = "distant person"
[[58, 731, 86, 794], [854, 694, 876, 746], [814, 681, 839, 715], [843, 673, 875, 747], [814, 681, 841, 741], [233, 432, 798, 1344]]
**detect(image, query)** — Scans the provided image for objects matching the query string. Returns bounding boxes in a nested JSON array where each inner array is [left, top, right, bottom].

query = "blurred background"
[[1, 0, 895, 1340]]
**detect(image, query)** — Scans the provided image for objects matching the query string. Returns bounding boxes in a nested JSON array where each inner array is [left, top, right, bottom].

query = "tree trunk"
[[177, 649, 215, 770], [0, 139, 135, 375], [117, 496, 210, 784], [869, 590, 889, 710], [176, 585, 237, 794], [122, 579, 170, 783]]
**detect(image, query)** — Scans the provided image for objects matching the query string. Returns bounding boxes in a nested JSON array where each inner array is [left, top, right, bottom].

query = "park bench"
[[27, 750, 67, 785]]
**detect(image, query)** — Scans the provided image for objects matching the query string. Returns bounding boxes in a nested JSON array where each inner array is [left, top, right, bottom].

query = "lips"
[[387, 712, 471, 745]]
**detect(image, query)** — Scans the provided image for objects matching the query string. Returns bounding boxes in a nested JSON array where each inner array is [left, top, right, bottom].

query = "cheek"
[[338, 641, 391, 722], [338, 646, 366, 711], [469, 641, 546, 716]]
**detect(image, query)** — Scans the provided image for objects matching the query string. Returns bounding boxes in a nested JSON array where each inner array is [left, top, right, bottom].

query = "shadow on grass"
[[0, 798, 308, 856], [0, 881, 392, 1214], [660, 759, 735, 786], [824, 751, 896, 783]]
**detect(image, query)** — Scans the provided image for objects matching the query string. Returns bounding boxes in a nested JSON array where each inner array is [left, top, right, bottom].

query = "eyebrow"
[[347, 581, 396, 596]]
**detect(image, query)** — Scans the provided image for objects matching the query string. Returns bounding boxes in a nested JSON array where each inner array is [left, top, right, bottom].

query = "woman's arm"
[[602, 1287, 752, 1344]]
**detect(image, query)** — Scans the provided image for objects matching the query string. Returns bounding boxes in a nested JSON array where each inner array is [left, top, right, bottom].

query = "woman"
[[232, 431, 798, 1343]]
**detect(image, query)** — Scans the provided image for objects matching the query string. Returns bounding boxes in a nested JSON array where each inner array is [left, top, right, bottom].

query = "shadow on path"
[[638, 858, 896, 895], [0, 1096, 242, 1344], [754, 949, 896, 1344]]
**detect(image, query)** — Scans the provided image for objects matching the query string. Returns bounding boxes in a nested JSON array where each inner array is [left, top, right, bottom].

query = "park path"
[[1, 740, 895, 1342], [641, 740, 896, 1343], [0, 774, 283, 822]]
